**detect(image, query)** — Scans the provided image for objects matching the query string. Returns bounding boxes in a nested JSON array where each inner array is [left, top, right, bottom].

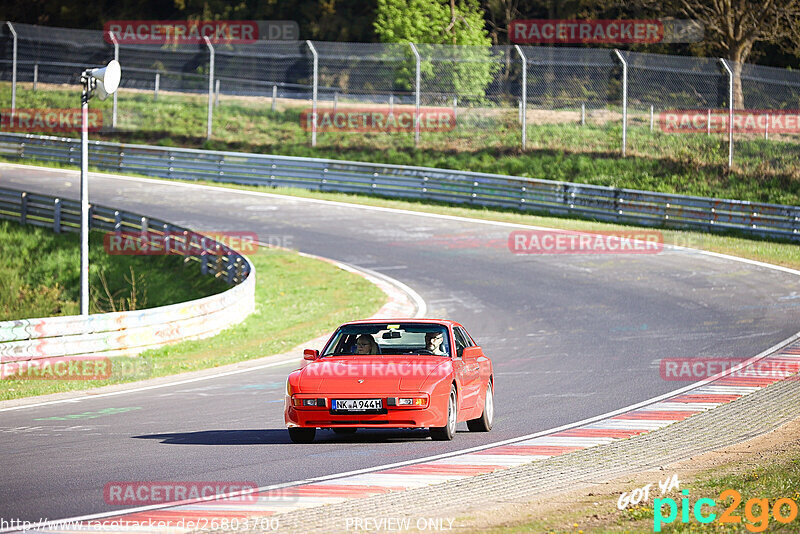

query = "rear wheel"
[[332, 427, 357, 435], [467, 381, 493, 432], [288, 427, 316, 443], [430, 385, 457, 441]]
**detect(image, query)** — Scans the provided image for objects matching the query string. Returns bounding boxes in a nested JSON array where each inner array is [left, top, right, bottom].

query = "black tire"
[[430, 385, 457, 441], [332, 427, 357, 435], [467, 381, 494, 432], [288, 427, 316, 443]]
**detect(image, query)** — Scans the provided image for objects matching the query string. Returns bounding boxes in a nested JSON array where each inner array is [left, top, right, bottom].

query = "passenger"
[[355, 334, 379, 355], [425, 332, 447, 356]]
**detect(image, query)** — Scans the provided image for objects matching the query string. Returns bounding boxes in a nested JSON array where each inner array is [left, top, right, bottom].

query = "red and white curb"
[[24, 339, 800, 533]]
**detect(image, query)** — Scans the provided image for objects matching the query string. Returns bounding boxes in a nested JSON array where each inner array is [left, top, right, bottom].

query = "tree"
[[374, 0, 499, 100], [641, 0, 800, 107]]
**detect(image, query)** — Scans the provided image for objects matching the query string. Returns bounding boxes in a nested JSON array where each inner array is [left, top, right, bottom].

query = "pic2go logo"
[[654, 489, 799, 532]]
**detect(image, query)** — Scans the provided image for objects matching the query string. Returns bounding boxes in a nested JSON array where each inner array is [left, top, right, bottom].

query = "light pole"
[[79, 59, 121, 315]]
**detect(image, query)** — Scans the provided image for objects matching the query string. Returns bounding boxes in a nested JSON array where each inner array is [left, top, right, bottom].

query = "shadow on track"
[[133, 428, 439, 445]]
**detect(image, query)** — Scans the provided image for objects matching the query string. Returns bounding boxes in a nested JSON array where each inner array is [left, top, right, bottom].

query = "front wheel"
[[430, 385, 457, 441], [467, 381, 493, 432], [288, 427, 316, 443]]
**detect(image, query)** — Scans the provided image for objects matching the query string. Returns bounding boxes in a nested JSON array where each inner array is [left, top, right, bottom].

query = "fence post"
[[650, 105, 654, 132], [203, 36, 214, 139], [581, 103, 585, 126], [389, 93, 394, 117], [6, 22, 17, 120], [707, 109, 711, 135], [334, 91, 338, 113], [154, 72, 159, 101], [33, 64, 38, 92], [514, 45, 527, 150], [53, 198, 61, 233], [271, 85, 277, 111], [306, 40, 318, 147], [452, 96, 457, 121], [108, 31, 119, 129], [613, 49, 627, 157], [765, 113, 769, 140], [719, 58, 734, 169], [215, 79, 220, 107], [409, 43, 421, 147]]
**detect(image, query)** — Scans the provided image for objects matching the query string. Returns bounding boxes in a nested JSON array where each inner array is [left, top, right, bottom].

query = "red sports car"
[[284, 319, 494, 443]]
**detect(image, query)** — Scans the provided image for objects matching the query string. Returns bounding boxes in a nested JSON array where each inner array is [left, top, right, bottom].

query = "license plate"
[[332, 398, 382, 411]]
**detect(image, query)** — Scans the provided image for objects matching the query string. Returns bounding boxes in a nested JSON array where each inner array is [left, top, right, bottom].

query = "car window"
[[456, 327, 475, 347], [321, 323, 452, 357], [453, 328, 468, 358]]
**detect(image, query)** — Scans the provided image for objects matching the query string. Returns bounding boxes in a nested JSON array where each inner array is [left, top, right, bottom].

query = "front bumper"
[[284, 393, 444, 429]]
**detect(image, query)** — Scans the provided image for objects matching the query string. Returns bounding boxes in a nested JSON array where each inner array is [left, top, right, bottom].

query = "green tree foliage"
[[374, 0, 499, 99]]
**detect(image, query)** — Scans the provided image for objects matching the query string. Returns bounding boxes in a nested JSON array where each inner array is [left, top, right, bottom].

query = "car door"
[[453, 327, 481, 411]]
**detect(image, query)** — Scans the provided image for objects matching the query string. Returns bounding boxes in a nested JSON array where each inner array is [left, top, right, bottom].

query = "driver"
[[354, 334, 379, 354], [425, 332, 447, 356]]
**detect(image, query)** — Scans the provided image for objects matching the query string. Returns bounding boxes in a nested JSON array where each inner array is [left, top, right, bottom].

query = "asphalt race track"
[[2, 165, 799, 523]]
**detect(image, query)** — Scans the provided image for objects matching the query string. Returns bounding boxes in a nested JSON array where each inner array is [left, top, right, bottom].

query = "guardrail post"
[[201, 253, 209, 275], [108, 31, 119, 129], [33, 64, 38, 92], [203, 36, 215, 139], [20, 191, 27, 224], [306, 40, 318, 147], [53, 198, 61, 233], [154, 72, 159, 101], [409, 43, 421, 147], [114, 210, 122, 231], [271, 85, 277, 111], [613, 49, 627, 157], [6, 22, 17, 119], [719, 58, 734, 169], [514, 45, 527, 149], [163, 223, 171, 253], [140, 216, 148, 234]]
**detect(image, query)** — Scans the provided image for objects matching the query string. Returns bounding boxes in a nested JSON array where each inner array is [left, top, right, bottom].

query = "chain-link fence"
[[2, 20, 800, 177]]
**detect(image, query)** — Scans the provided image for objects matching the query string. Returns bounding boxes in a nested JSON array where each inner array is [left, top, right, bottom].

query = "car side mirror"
[[303, 349, 319, 361], [462, 346, 483, 360]]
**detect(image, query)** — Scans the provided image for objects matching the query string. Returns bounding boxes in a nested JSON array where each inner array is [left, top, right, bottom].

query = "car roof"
[[340, 318, 463, 328]]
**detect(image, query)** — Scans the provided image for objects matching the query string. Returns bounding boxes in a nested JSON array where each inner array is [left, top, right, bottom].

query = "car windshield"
[[321, 323, 451, 357]]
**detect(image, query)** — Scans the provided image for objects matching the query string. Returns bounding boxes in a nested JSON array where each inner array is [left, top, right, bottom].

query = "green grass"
[[0, 219, 228, 320], [5, 83, 800, 206], [0, 245, 386, 400]]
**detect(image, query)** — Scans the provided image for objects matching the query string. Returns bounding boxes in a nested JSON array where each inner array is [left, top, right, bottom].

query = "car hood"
[[298, 355, 451, 393]]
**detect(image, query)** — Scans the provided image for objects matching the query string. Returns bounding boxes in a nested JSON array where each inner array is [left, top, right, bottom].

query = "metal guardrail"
[[0, 185, 255, 368], [1, 132, 799, 241]]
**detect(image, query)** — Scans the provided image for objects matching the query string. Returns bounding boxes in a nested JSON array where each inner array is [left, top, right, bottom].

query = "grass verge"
[[0, 245, 386, 400], [3, 83, 799, 206], [0, 219, 228, 320]]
